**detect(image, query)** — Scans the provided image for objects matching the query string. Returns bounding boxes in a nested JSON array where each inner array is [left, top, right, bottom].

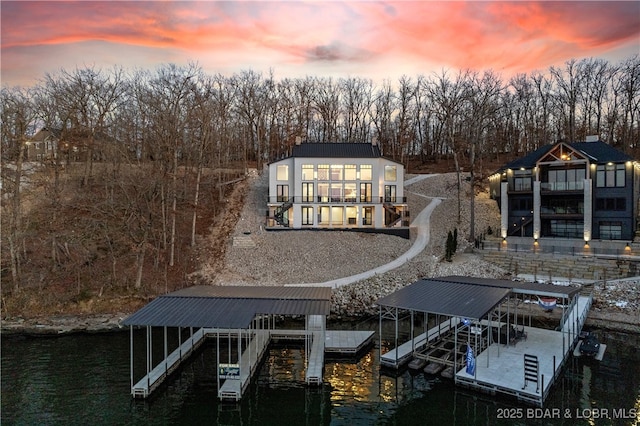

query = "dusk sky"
[[1, 1, 639, 88]]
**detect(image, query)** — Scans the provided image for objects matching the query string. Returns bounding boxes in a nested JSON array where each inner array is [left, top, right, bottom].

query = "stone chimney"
[[295, 136, 302, 145], [371, 136, 378, 146], [585, 135, 599, 142]]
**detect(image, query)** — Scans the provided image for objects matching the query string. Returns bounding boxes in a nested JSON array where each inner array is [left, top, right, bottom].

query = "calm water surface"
[[2, 322, 639, 425]]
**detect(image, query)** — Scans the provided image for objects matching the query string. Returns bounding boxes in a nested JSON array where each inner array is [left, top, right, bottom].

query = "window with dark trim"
[[595, 198, 626, 211], [599, 221, 622, 239], [276, 185, 289, 202], [596, 164, 625, 188]]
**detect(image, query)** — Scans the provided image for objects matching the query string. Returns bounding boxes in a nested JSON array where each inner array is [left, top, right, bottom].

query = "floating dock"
[[377, 276, 593, 406]]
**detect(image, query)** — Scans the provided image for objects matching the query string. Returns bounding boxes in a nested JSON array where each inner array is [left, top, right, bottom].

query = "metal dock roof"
[[376, 276, 580, 320], [122, 286, 332, 328]]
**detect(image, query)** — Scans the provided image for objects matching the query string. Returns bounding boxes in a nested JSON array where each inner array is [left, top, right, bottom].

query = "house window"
[[384, 185, 396, 202], [319, 206, 330, 225], [548, 220, 583, 238], [344, 183, 357, 202], [276, 185, 289, 202], [331, 207, 343, 225], [595, 198, 626, 211], [360, 165, 372, 181], [346, 206, 357, 225], [276, 165, 288, 181], [596, 164, 625, 187], [599, 221, 622, 239], [385, 165, 397, 181], [302, 164, 314, 180], [317, 183, 329, 202], [513, 169, 531, 191], [302, 182, 314, 202], [363, 207, 373, 225], [330, 165, 343, 181], [545, 168, 585, 190], [510, 198, 533, 212], [360, 183, 372, 202], [317, 164, 329, 180], [330, 183, 342, 202], [344, 164, 357, 181], [302, 206, 314, 225]]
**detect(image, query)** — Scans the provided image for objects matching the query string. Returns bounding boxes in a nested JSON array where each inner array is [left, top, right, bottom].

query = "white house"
[[266, 141, 409, 237]]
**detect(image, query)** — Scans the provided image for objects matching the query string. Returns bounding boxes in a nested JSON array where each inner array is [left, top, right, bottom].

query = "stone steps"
[[233, 235, 256, 248]]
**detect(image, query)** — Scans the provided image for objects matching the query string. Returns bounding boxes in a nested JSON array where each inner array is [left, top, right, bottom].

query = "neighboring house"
[[25, 127, 61, 161], [266, 141, 409, 237], [489, 138, 640, 242]]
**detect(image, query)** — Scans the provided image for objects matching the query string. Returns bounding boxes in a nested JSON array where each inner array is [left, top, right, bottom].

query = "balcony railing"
[[540, 181, 584, 191], [540, 206, 584, 215], [267, 196, 408, 204]]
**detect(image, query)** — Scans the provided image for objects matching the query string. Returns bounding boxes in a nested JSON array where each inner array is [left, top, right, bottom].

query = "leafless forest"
[[1, 55, 638, 316]]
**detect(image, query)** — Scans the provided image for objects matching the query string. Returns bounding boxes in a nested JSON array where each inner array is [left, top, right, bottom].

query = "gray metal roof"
[[376, 276, 580, 320], [434, 276, 580, 298], [122, 286, 332, 328], [291, 142, 382, 158], [376, 278, 511, 320]]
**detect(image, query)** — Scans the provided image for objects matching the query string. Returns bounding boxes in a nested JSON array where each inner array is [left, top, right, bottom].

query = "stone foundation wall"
[[481, 250, 640, 281]]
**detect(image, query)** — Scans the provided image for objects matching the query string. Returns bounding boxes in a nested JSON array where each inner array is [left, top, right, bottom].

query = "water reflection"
[[1, 329, 639, 425]]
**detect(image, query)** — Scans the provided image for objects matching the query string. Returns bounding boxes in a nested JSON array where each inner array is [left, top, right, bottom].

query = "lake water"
[[2, 322, 639, 425]]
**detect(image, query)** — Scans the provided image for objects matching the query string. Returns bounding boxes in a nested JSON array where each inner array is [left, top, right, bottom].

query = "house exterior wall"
[[490, 143, 639, 242], [267, 155, 406, 231]]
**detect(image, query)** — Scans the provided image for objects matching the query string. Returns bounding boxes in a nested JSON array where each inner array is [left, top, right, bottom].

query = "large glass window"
[[600, 221, 622, 239], [346, 206, 357, 225], [595, 198, 626, 211], [317, 164, 329, 180], [331, 207, 343, 225], [344, 164, 357, 181], [317, 183, 329, 202], [276, 185, 289, 202], [330, 183, 342, 202], [384, 185, 397, 202], [360, 183, 372, 202], [596, 164, 625, 187], [545, 168, 585, 190], [276, 165, 288, 181], [385, 165, 397, 181], [302, 164, 314, 180], [363, 207, 373, 225], [302, 206, 314, 225], [513, 169, 531, 191], [360, 165, 372, 181], [548, 220, 583, 238], [330, 165, 343, 181], [302, 182, 314, 202], [344, 183, 357, 202], [319, 206, 330, 225]]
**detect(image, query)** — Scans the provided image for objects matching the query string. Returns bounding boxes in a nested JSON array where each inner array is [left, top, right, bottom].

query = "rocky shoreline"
[[2, 172, 638, 336]]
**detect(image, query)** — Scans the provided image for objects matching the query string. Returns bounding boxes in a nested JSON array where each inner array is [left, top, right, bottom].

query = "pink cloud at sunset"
[[1, 1, 638, 87]]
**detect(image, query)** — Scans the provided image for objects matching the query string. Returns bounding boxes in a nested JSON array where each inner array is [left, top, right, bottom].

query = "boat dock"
[[377, 276, 592, 406], [123, 287, 373, 401]]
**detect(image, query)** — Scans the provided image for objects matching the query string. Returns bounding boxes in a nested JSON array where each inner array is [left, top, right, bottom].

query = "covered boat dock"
[[122, 286, 373, 401], [376, 276, 590, 406]]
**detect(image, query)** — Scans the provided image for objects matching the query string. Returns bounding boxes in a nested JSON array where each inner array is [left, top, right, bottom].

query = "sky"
[[1, 1, 639, 88]]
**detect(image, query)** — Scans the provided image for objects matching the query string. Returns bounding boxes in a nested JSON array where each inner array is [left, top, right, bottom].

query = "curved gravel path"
[[287, 174, 442, 288]]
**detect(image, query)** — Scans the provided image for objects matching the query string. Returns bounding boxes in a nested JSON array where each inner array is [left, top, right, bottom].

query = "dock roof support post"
[[394, 307, 399, 365], [129, 325, 134, 392], [487, 316, 491, 368], [164, 326, 168, 375], [378, 307, 382, 368], [216, 329, 220, 392], [410, 310, 415, 353], [146, 325, 151, 390], [178, 327, 182, 360]]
